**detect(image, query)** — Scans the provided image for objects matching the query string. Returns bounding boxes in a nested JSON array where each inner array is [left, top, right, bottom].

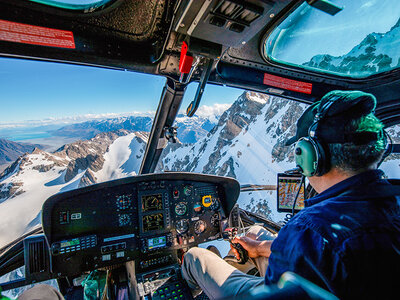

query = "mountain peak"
[[245, 91, 269, 104]]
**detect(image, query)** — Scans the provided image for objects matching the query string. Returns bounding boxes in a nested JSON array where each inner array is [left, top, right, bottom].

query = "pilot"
[[181, 90, 400, 299]]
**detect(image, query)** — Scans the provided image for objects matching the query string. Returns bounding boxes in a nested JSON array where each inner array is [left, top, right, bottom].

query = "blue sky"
[[0, 57, 243, 125]]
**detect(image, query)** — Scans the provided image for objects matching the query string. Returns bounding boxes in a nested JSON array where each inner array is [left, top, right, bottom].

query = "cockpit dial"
[[142, 194, 163, 212], [193, 203, 202, 214], [183, 185, 193, 196], [194, 220, 206, 235], [118, 213, 132, 227], [116, 194, 133, 210], [175, 202, 187, 216], [176, 219, 189, 234], [210, 213, 220, 228], [210, 198, 220, 210]]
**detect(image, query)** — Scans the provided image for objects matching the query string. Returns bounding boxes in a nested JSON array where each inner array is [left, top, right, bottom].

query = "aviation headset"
[[293, 99, 337, 177], [293, 95, 390, 177]]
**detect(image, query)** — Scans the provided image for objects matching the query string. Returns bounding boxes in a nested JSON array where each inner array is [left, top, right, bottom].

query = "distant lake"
[[7, 132, 53, 141]]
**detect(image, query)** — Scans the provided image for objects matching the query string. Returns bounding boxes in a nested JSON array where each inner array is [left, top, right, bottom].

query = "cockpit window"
[[29, 0, 115, 11], [0, 57, 164, 249], [263, 0, 400, 78]]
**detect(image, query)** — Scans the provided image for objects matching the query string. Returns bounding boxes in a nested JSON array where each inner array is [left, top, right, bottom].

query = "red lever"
[[179, 41, 193, 74]]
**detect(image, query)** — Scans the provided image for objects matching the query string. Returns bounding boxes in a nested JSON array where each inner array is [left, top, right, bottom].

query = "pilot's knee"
[[183, 247, 209, 269], [247, 225, 275, 241], [18, 284, 64, 300], [184, 247, 202, 263], [246, 225, 265, 237]]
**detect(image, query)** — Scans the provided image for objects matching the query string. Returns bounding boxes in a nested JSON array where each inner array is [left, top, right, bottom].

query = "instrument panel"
[[42, 172, 240, 276]]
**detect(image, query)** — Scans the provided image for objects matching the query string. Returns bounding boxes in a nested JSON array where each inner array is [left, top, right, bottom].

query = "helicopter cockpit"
[[0, 0, 399, 299]]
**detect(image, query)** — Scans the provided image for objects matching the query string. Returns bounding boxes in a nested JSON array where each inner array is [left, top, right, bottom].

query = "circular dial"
[[183, 185, 193, 196], [210, 198, 220, 210], [118, 213, 132, 227], [210, 213, 220, 228], [116, 194, 132, 210], [176, 219, 189, 234], [194, 220, 206, 235], [175, 202, 187, 216], [193, 202, 202, 214]]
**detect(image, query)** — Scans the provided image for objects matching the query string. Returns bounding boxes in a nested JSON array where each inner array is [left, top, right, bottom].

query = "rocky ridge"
[[0, 138, 43, 166], [303, 17, 400, 76]]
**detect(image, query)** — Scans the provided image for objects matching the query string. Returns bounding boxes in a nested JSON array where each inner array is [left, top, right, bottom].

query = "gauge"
[[194, 220, 206, 235], [176, 219, 189, 234], [210, 198, 220, 210], [116, 194, 132, 210], [183, 185, 193, 196], [118, 213, 132, 227], [211, 213, 220, 228], [142, 213, 164, 232], [193, 202, 202, 213], [175, 202, 187, 216], [142, 194, 163, 211]]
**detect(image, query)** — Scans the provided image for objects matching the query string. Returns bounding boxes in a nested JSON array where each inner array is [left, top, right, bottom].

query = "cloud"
[[191, 103, 231, 118], [0, 103, 231, 130], [0, 111, 155, 129]]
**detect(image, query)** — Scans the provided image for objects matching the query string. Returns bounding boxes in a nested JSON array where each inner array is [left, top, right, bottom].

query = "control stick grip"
[[230, 241, 249, 264]]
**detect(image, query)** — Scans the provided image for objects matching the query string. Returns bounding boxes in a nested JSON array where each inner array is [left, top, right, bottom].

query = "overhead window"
[[263, 0, 400, 78], [29, 0, 115, 11]]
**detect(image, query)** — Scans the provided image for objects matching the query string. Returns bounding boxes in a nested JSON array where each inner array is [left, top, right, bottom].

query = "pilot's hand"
[[231, 236, 272, 259]]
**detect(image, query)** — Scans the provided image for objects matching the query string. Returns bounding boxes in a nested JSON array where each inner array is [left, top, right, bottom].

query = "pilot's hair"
[[328, 113, 387, 173]]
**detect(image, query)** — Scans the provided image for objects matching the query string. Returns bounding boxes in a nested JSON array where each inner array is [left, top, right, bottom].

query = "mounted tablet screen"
[[277, 173, 305, 213]]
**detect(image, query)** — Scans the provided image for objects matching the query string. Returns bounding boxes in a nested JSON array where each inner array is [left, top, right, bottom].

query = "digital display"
[[277, 174, 305, 212], [60, 238, 80, 248], [142, 194, 163, 212], [147, 236, 166, 250], [142, 213, 164, 232]]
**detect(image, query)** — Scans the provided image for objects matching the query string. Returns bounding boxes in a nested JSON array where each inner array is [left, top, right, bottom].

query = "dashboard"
[[42, 172, 240, 277]]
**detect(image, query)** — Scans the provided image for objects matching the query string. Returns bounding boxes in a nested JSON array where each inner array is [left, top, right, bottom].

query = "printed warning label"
[[0, 19, 75, 49], [263, 73, 312, 94]]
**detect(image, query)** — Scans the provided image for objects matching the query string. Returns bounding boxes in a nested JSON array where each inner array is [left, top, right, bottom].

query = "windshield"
[[263, 0, 400, 78], [1, 57, 400, 298]]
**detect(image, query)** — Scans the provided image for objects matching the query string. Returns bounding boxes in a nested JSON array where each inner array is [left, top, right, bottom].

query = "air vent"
[[212, 0, 263, 27], [24, 235, 51, 281], [28, 240, 47, 273]]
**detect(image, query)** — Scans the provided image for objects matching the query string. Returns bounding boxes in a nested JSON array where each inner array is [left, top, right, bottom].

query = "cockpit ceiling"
[[0, 0, 400, 125]]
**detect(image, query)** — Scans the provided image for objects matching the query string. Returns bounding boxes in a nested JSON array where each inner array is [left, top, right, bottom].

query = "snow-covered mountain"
[[51, 110, 224, 144], [0, 130, 148, 247], [158, 92, 306, 221], [52, 116, 153, 140], [303, 17, 400, 76]]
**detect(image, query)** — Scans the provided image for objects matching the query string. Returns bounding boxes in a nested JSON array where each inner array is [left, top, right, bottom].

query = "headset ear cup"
[[294, 138, 318, 177]]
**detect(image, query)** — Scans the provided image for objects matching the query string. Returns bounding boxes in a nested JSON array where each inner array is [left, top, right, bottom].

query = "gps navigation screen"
[[277, 174, 305, 212], [148, 236, 166, 250]]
